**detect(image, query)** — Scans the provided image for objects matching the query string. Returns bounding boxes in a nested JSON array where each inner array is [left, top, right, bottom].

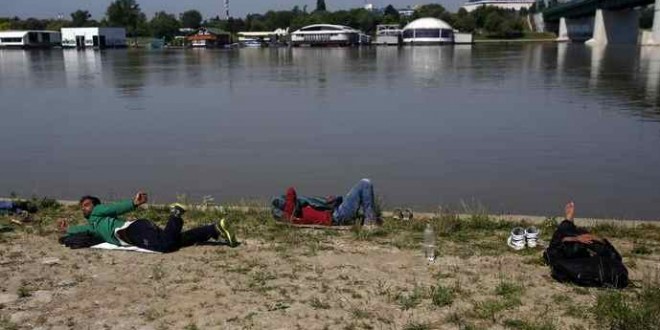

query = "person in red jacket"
[[283, 178, 381, 227]]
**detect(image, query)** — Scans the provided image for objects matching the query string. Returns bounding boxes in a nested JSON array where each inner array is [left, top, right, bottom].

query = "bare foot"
[[564, 201, 575, 221]]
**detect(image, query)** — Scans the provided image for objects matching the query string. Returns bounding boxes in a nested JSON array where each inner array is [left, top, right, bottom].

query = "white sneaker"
[[507, 227, 526, 250], [525, 226, 540, 248], [402, 208, 413, 221]]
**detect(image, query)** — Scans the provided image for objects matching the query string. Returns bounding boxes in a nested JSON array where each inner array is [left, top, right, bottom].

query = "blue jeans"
[[332, 178, 377, 225]]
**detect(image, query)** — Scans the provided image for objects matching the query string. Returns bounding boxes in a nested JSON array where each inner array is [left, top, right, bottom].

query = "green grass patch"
[[395, 285, 426, 310], [350, 307, 372, 319], [631, 245, 652, 255], [430, 284, 454, 307], [495, 281, 523, 301], [592, 286, 660, 330], [474, 298, 520, 322], [503, 319, 557, 330], [402, 321, 430, 330]]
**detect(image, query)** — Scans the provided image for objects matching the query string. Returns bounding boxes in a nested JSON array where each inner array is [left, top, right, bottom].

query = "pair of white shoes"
[[507, 226, 540, 250]]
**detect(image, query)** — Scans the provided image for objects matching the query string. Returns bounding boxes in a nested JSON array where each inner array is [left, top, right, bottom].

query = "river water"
[[1, 44, 659, 219]]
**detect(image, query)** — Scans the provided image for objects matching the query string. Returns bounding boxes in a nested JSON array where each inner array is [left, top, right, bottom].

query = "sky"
[[0, 0, 465, 20]]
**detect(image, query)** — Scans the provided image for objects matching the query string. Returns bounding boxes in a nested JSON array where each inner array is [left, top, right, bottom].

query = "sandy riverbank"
[[1, 202, 659, 329]]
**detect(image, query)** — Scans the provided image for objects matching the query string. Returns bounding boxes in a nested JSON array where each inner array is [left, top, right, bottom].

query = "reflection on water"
[[640, 47, 660, 105], [1, 44, 660, 219]]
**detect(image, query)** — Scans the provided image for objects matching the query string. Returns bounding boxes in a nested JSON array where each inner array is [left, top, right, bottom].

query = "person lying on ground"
[[551, 201, 604, 246], [543, 201, 628, 288], [271, 178, 382, 227], [62, 191, 236, 252]]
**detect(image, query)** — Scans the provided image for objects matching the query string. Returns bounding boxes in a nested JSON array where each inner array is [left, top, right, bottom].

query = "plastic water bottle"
[[423, 223, 436, 263]]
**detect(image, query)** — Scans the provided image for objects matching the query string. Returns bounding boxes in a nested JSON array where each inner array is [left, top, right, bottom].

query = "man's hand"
[[563, 234, 600, 244], [133, 191, 148, 206], [57, 218, 69, 233]]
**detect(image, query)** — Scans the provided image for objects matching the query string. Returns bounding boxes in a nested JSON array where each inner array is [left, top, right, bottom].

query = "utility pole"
[[224, 0, 230, 19]]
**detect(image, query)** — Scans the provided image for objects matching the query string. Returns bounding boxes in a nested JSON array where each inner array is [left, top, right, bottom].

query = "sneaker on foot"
[[170, 203, 186, 217], [215, 218, 236, 247]]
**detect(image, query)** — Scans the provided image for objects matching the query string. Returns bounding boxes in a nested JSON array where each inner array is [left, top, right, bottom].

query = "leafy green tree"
[[382, 4, 400, 24], [0, 20, 11, 31], [16, 18, 47, 30], [46, 20, 70, 31], [70, 10, 91, 27], [262, 10, 296, 30], [180, 10, 202, 29], [384, 4, 399, 17], [316, 0, 327, 12], [413, 4, 447, 19], [106, 0, 148, 37], [150, 11, 180, 40], [484, 11, 504, 33], [453, 9, 476, 32]]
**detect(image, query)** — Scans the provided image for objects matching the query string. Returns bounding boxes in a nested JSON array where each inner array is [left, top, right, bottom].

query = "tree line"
[[0, 0, 204, 41], [0, 0, 535, 40]]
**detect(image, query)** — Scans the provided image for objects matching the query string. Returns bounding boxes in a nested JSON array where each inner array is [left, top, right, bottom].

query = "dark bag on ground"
[[59, 232, 105, 249], [543, 220, 628, 289]]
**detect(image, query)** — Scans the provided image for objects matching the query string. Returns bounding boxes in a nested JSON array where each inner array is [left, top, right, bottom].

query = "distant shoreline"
[[473, 38, 557, 43]]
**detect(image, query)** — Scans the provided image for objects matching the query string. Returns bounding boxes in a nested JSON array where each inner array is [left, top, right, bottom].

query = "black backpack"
[[59, 232, 105, 249], [544, 231, 629, 289]]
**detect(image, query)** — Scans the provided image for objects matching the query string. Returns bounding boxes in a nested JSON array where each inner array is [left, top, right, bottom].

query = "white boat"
[[290, 24, 368, 47], [241, 39, 264, 48]]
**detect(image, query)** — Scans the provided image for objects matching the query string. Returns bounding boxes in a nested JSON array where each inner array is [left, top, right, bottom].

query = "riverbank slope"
[[1, 203, 659, 329]]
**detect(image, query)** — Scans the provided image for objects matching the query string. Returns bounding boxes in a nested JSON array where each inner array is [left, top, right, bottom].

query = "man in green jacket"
[[67, 191, 236, 252]]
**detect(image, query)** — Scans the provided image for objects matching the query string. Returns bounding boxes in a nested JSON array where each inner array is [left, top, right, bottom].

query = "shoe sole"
[[169, 203, 187, 215], [218, 218, 236, 247]]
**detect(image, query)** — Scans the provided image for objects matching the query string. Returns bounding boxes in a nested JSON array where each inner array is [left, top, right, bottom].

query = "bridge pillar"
[[655, 0, 660, 43], [641, 0, 660, 45], [556, 17, 594, 42], [586, 9, 639, 45], [557, 17, 569, 41]]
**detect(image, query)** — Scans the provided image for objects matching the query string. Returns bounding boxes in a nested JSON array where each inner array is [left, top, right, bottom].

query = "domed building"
[[402, 17, 454, 45]]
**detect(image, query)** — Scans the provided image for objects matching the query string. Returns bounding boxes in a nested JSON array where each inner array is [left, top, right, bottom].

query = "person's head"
[[79, 195, 101, 218]]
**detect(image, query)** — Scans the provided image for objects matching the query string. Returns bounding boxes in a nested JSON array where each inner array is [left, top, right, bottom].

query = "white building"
[[0, 30, 61, 48], [402, 18, 455, 44], [237, 28, 288, 43], [290, 24, 369, 46], [374, 24, 402, 45], [461, 0, 535, 12], [61, 27, 126, 48], [398, 7, 415, 17]]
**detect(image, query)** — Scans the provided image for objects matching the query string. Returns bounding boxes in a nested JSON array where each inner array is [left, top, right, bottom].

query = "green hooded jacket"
[[66, 200, 135, 245]]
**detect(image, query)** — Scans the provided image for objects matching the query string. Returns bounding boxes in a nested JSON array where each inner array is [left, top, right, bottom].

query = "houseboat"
[[461, 0, 535, 12], [0, 30, 61, 48], [61, 27, 126, 48], [237, 29, 288, 45], [187, 28, 232, 48], [402, 18, 455, 45], [374, 24, 402, 45], [290, 24, 369, 47]]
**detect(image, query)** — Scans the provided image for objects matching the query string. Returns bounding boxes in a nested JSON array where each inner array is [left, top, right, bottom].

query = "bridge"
[[541, 0, 660, 45]]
